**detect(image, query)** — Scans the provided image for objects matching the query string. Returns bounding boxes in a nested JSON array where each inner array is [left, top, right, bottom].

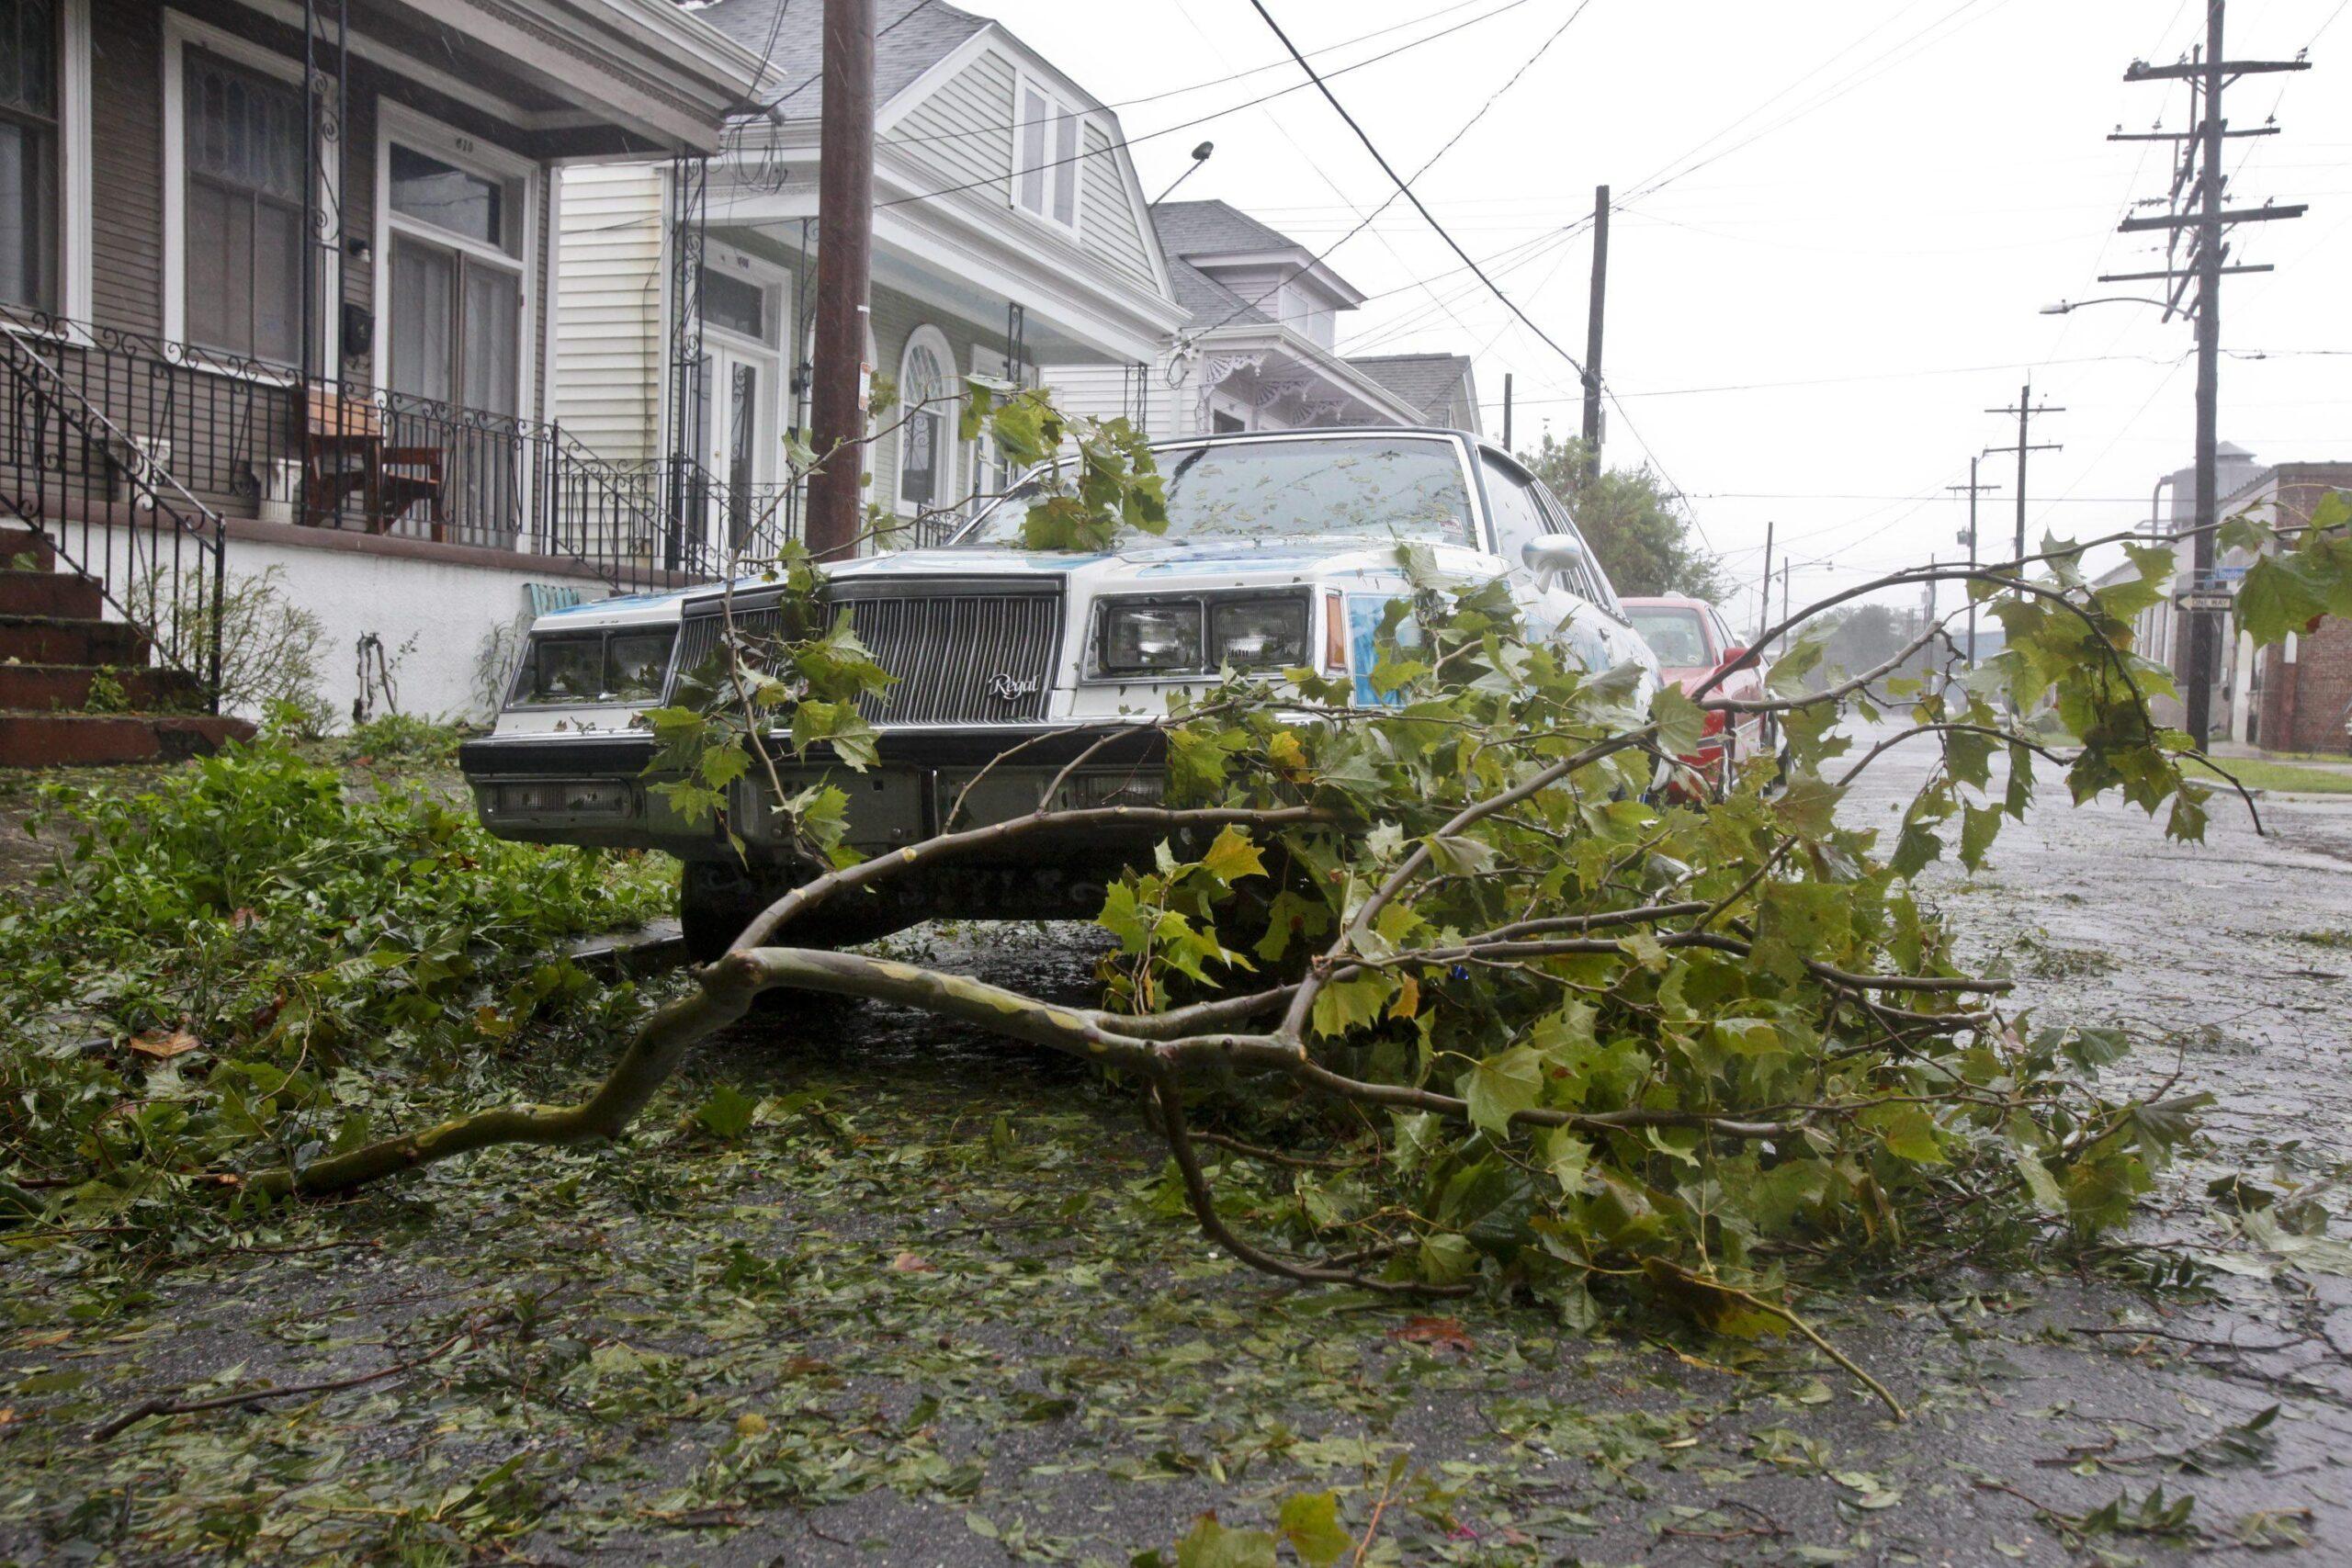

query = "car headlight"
[[1100, 602, 1203, 674], [514, 629, 677, 705], [1211, 597, 1307, 669]]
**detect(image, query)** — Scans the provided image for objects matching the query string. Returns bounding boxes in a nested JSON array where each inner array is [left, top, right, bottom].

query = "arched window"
[[896, 325, 956, 517]]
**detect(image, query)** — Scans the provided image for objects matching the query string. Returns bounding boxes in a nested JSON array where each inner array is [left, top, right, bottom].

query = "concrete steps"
[[0, 522, 253, 766], [0, 712, 254, 766]]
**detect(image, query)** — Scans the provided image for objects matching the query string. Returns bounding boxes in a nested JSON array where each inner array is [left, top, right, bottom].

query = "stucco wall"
[[82, 522, 611, 727]]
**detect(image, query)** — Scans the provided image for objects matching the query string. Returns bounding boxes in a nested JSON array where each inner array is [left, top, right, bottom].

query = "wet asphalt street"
[[9, 721, 2352, 1565]]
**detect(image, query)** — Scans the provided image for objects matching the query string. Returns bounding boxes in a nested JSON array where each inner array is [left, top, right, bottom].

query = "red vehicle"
[[1623, 595, 1770, 797]]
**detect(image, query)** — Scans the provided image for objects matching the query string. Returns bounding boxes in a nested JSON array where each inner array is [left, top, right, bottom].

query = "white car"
[[459, 428, 1658, 957]]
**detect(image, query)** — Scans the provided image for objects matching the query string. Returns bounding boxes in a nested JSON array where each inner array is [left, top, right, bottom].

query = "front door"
[[697, 342, 774, 557]]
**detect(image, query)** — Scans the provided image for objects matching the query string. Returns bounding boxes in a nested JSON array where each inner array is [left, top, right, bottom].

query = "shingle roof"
[[1345, 354, 1474, 422], [695, 0, 989, 114], [1150, 200, 1306, 261]]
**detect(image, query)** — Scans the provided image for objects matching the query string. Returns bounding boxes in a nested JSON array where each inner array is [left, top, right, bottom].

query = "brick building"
[[2138, 457, 2352, 753]]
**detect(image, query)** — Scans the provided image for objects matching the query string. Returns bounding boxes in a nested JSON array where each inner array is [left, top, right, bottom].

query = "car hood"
[[732, 537, 1492, 598]]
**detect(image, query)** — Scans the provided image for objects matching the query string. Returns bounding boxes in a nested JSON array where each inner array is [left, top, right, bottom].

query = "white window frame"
[[0, 0, 91, 338], [692, 241, 785, 553], [697, 240, 781, 354], [161, 9, 337, 378], [371, 98, 536, 419], [1008, 71, 1090, 239], [894, 323, 957, 519]]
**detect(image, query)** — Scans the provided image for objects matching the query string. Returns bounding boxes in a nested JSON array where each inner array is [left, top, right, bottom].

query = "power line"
[[865, 0, 1547, 213], [1165, 0, 1590, 352], [1242, 0, 1591, 380], [816, 0, 1521, 144]]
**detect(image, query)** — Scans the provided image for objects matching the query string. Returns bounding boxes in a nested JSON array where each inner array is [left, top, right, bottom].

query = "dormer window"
[[1011, 74, 1082, 234]]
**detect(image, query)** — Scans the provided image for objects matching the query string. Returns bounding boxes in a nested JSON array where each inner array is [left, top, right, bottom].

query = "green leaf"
[[1709, 1017, 1787, 1057], [1460, 1044, 1544, 1137], [1174, 1515, 1278, 1568], [1309, 975, 1392, 1040], [1277, 1493, 1352, 1568], [1958, 803, 2003, 871], [1872, 1103, 1946, 1165], [2235, 555, 2325, 644], [1198, 825, 1267, 886], [695, 1083, 760, 1141], [1649, 682, 1707, 756]]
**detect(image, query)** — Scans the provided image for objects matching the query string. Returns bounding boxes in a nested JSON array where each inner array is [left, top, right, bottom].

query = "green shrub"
[[0, 736, 670, 1246]]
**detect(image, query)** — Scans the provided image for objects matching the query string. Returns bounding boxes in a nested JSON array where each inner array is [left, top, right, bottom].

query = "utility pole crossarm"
[[2124, 57, 2310, 80], [2098, 264, 2272, 282], [2109, 124, 2279, 141], [2119, 203, 2308, 231]]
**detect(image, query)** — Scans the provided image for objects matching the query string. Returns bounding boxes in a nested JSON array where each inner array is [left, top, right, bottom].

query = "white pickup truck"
[[459, 428, 1657, 957]]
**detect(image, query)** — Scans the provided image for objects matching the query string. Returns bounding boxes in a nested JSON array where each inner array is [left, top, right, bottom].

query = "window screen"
[[184, 49, 303, 364], [0, 0, 57, 310]]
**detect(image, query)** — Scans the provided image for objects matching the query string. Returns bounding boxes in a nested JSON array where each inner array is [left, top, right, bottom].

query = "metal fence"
[[0, 321, 226, 709], [0, 308, 796, 598]]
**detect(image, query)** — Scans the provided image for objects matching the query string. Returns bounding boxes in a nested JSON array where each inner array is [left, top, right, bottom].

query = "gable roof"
[[1154, 199, 1373, 329], [1152, 199, 1305, 260], [695, 0, 989, 113], [1346, 354, 1475, 422]]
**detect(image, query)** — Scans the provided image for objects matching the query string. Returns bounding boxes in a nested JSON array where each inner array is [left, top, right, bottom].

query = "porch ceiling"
[[719, 215, 1175, 367], [321, 0, 762, 152]]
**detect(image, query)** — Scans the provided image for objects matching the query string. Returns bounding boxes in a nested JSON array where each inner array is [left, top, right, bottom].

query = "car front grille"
[[671, 580, 1062, 727]]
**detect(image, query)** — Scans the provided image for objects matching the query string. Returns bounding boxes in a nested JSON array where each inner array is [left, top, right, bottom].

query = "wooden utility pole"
[[1983, 383, 2063, 565], [1580, 184, 1609, 476], [1948, 459, 1999, 665], [806, 0, 876, 561], [1756, 519, 1774, 643], [2113, 1, 2307, 746], [1501, 372, 1512, 452]]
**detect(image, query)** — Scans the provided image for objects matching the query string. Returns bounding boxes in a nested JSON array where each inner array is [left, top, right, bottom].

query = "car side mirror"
[[1720, 643, 1751, 666], [1522, 532, 1589, 591]]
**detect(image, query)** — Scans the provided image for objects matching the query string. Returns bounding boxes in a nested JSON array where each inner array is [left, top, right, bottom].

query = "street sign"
[[2175, 589, 2234, 613], [2211, 564, 2249, 583]]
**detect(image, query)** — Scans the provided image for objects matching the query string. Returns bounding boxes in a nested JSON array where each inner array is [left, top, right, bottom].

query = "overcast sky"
[[969, 0, 2349, 626]]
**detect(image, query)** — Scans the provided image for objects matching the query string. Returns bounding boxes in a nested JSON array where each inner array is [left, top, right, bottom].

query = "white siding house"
[[552, 0, 1184, 547], [1047, 200, 1483, 442]]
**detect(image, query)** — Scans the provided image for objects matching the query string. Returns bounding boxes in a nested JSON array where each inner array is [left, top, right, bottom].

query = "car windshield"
[[1627, 606, 1711, 667], [954, 436, 1476, 550]]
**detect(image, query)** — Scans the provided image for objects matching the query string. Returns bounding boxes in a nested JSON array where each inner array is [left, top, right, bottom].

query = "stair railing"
[[0, 318, 226, 713]]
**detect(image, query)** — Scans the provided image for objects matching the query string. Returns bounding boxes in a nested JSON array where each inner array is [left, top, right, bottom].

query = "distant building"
[[1048, 199, 1480, 438], [2134, 446, 2352, 751]]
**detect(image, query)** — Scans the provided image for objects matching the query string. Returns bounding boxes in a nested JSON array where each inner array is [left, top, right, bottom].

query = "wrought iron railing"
[[0, 321, 226, 710], [0, 308, 801, 597]]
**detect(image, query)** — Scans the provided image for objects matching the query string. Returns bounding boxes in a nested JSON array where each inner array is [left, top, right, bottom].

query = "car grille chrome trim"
[[671, 580, 1062, 727]]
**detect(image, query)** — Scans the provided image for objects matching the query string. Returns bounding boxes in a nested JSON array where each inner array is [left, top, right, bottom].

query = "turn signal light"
[[1323, 590, 1348, 673]]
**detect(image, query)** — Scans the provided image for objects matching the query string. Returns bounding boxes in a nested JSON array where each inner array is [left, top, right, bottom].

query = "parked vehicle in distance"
[[1623, 594, 1769, 797], [459, 428, 1659, 958]]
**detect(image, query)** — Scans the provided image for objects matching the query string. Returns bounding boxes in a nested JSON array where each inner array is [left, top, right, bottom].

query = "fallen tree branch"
[[89, 1329, 469, 1442]]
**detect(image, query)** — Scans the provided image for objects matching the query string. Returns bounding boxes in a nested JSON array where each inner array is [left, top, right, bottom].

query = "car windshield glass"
[[954, 437, 1475, 549], [1628, 606, 1710, 667]]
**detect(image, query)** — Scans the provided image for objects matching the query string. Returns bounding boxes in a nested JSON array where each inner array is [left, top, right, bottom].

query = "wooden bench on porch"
[[300, 386, 445, 536]]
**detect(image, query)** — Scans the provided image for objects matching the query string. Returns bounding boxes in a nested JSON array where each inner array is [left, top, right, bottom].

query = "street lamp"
[[1152, 141, 1216, 207], [2039, 297, 2173, 315]]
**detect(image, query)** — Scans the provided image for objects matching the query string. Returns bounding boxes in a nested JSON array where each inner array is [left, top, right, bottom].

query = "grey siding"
[[891, 49, 1014, 205], [1079, 120, 1152, 289]]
